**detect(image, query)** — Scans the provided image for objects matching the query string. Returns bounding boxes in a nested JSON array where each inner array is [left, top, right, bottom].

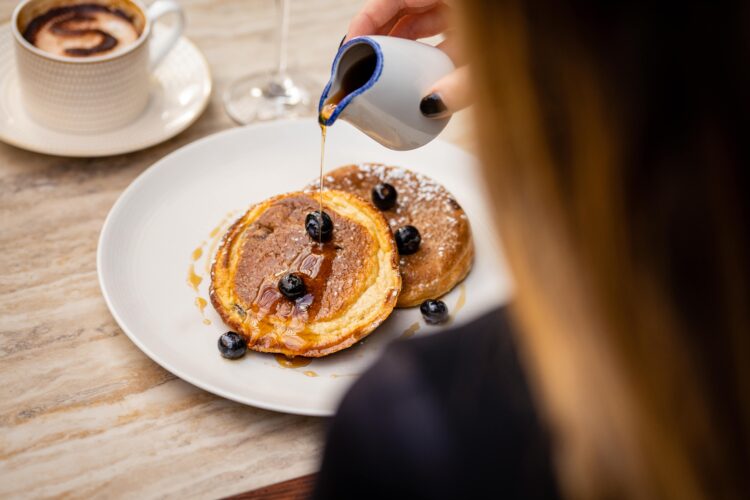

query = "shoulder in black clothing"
[[313, 306, 560, 500]]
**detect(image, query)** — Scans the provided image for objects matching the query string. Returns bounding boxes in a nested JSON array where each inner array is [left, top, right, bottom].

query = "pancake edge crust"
[[209, 190, 401, 358], [397, 241, 474, 308]]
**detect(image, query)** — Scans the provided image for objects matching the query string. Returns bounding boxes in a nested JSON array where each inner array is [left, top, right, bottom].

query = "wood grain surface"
[[227, 474, 317, 499], [0, 0, 474, 498]]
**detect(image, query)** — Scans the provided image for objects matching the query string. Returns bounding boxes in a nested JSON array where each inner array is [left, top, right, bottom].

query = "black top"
[[313, 307, 560, 499]]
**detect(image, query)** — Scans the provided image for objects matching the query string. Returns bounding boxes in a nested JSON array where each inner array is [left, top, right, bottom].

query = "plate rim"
[[97, 119, 477, 416], [0, 23, 212, 158]]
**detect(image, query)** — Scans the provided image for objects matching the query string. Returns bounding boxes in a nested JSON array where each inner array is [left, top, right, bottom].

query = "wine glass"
[[223, 0, 316, 123]]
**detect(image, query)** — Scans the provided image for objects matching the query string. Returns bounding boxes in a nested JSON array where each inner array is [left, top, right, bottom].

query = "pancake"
[[210, 190, 401, 358], [307, 164, 473, 307]]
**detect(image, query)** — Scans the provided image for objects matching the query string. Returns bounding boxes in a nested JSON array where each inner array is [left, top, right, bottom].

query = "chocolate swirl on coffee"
[[23, 4, 139, 58]]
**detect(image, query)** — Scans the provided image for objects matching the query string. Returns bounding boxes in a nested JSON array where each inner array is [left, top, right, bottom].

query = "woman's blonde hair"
[[457, 1, 750, 498]]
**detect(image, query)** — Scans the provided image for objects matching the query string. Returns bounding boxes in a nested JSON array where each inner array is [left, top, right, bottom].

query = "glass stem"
[[275, 0, 290, 78]]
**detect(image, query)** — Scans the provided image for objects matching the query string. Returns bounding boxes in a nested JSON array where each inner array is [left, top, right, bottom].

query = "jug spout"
[[319, 36, 455, 151], [319, 37, 383, 127]]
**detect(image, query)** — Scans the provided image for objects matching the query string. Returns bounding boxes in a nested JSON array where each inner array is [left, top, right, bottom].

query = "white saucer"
[[0, 23, 212, 157], [98, 119, 512, 416]]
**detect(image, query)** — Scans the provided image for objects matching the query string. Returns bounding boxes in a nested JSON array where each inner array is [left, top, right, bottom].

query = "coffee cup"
[[12, 0, 185, 133]]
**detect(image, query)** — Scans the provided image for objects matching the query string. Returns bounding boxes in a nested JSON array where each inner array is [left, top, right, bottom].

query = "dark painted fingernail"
[[420, 93, 448, 118], [338, 35, 347, 48]]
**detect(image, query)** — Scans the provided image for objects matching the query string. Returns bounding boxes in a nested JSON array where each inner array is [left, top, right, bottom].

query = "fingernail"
[[338, 35, 347, 48], [420, 93, 448, 118]]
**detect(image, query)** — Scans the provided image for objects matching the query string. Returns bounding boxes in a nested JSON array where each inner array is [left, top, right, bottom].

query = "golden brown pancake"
[[210, 190, 401, 358], [307, 164, 473, 307]]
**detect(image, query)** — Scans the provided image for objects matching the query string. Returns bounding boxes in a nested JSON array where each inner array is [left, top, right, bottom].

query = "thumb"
[[420, 66, 472, 119]]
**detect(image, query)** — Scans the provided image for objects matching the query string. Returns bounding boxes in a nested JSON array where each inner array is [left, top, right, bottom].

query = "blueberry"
[[420, 299, 449, 324], [371, 183, 397, 210], [278, 273, 307, 300], [218, 332, 247, 359], [395, 225, 421, 254], [305, 211, 333, 242]]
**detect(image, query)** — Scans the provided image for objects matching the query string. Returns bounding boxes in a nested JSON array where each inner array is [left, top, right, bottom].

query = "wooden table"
[[0, 0, 473, 497]]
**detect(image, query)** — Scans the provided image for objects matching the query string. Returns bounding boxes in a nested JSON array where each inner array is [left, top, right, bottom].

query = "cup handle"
[[147, 0, 185, 70]]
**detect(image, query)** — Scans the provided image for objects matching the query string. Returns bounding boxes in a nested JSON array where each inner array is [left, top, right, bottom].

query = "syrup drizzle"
[[186, 210, 238, 326], [445, 283, 468, 326], [275, 354, 313, 368], [318, 110, 335, 224], [195, 297, 210, 325], [319, 123, 326, 219], [187, 264, 202, 292], [250, 241, 337, 328], [401, 321, 421, 339], [205, 218, 230, 274], [317, 102, 337, 241], [454, 283, 467, 315]]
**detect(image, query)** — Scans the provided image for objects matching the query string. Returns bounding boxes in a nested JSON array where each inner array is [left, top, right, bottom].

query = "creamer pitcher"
[[319, 36, 455, 151]]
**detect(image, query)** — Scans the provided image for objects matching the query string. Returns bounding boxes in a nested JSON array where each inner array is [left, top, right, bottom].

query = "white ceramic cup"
[[12, 0, 185, 133], [319, 36, 455, 151]]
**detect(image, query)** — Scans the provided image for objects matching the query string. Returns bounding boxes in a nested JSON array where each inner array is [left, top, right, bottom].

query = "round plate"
[[0, 23, 211, 157], [98, 119, 512, 416]]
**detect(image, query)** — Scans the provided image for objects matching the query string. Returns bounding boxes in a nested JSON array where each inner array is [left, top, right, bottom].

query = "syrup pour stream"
[[317, 98, 342, 236], [317, 51, 379, 225]]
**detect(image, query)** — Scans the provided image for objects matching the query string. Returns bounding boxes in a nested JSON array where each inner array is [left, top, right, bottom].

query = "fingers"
[[346, 0, 444, 41], [341, 0, 470, 120], [436, 32, 465, 65], [387, 3, 450, 40], [420, 66, 472, 118]]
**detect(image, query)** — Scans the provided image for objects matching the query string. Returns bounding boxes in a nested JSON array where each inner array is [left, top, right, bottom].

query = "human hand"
[[343, 0, 470, 118]]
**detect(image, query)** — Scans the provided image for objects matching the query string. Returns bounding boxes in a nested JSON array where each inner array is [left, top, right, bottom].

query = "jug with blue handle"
[[319, 36, 456, 151]]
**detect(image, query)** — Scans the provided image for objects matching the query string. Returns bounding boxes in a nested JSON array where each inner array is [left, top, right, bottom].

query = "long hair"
[[457, 1, 750, 498]]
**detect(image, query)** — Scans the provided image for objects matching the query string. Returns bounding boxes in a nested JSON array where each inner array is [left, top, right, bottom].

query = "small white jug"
[[319, 36, 455, 151]]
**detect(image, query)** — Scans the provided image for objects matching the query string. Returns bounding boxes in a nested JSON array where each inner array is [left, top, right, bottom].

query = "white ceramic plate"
[[0, 23, 211, 157], [98, 119, 512, 416]]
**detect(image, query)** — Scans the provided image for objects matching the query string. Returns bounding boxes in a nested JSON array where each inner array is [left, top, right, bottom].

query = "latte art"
[[23, 3, 140, 58]]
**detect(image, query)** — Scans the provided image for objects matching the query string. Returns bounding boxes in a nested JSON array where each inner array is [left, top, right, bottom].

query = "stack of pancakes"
[[210, 164, 473, 358]]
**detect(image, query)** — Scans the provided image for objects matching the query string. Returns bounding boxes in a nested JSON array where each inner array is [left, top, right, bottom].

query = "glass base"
[[223, 70, 318, 124]]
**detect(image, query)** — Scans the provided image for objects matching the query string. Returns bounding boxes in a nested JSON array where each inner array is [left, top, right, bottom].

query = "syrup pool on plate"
[[186, 211, 238, 325]]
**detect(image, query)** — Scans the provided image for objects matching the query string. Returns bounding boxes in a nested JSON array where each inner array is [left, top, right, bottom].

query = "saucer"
[[0, 23, 212, 157]]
